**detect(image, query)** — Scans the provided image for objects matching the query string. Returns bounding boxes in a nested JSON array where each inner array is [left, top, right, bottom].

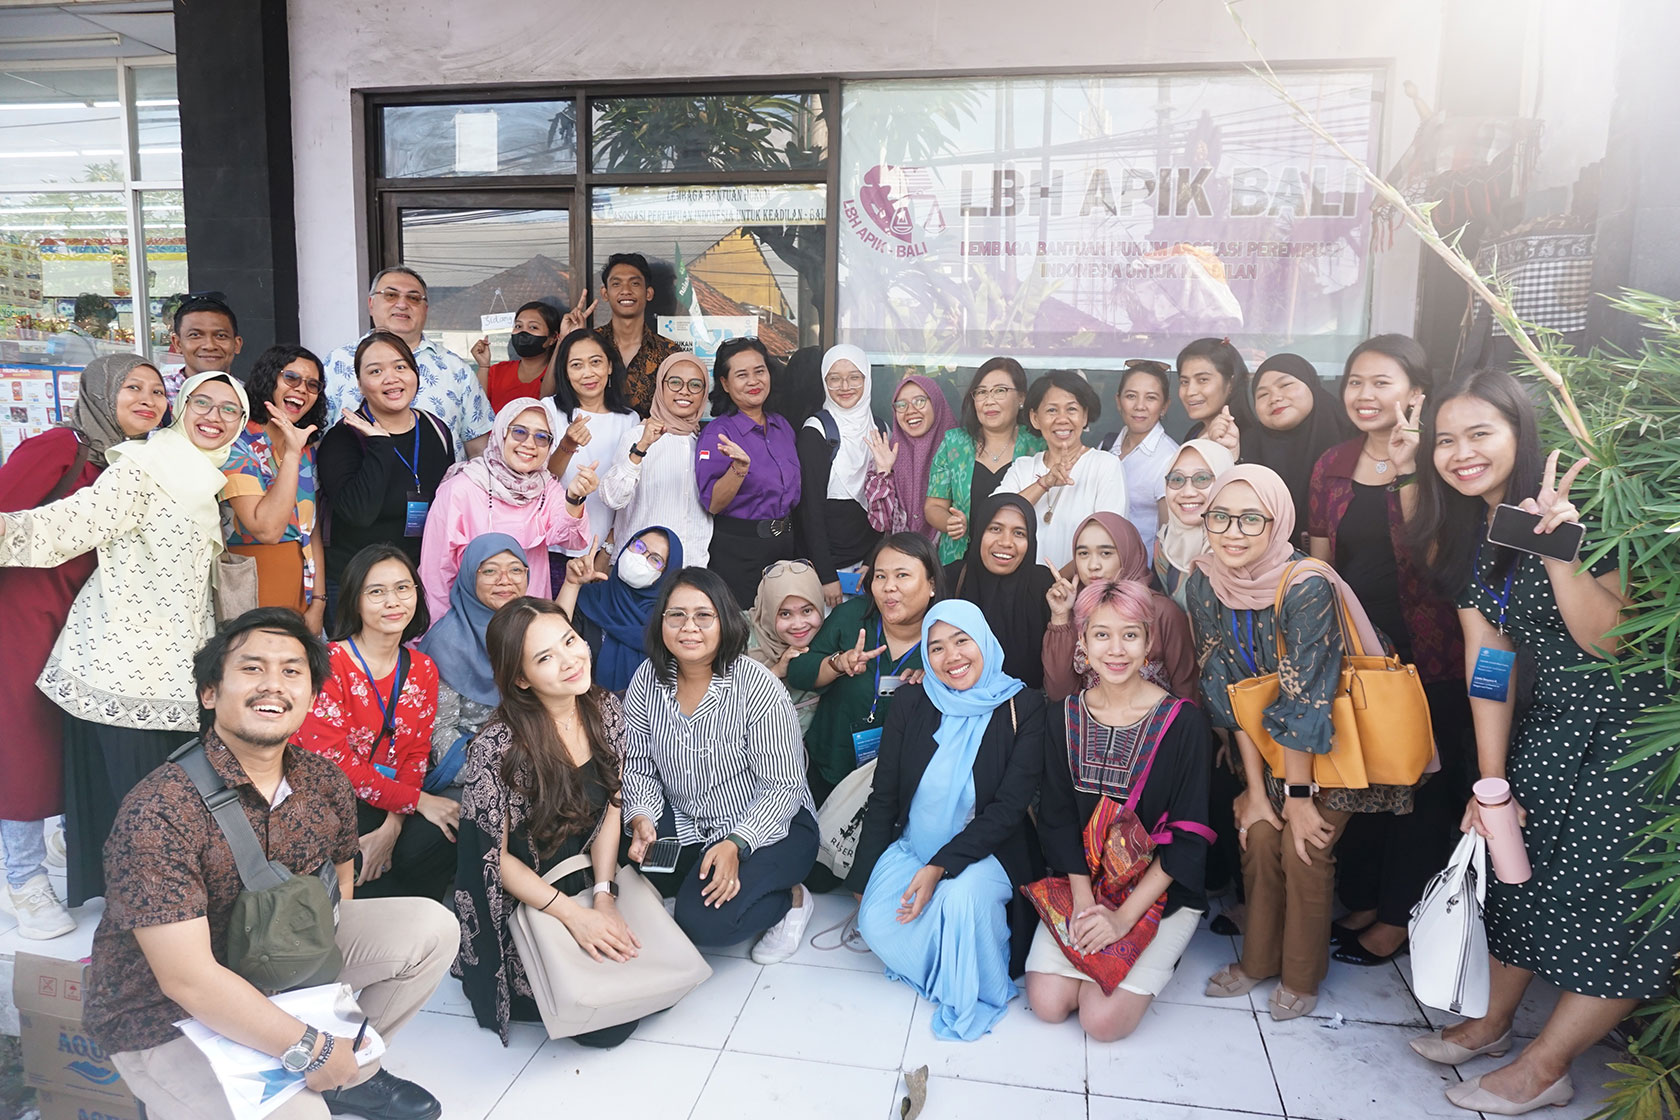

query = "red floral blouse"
[[293, 642, 439, 813]]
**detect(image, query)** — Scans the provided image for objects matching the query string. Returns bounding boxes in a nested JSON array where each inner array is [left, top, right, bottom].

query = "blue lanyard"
[[346, 638, 400, 745], [362, 405, 422, 488], [1230, 609, 1261, 677], [868, 620, 919, 721], [1473, 541, 1518, 632]]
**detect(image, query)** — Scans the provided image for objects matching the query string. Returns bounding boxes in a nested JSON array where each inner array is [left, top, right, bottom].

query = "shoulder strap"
[[539, 852, 597, 887], [1123, 698, 1185, 814], [1270, 558, 1361, 660], [816, 409, 840, 460], [38, 432, 92, 507], [170, 740, 291, 891]]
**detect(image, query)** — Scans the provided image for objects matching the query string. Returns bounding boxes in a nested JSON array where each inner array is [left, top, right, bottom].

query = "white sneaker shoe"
[[8, 873, 76, 940], [751, 885, 814, 964], [45, 821, 67, 870]]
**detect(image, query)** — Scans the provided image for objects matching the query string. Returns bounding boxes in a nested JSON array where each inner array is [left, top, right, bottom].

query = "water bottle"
[[1473, 778, 1532, 884]]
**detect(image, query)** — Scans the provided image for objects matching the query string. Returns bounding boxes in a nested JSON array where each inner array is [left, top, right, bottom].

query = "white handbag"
[[815, 758, 877, 877], [1407, 831, 1490, 1018]]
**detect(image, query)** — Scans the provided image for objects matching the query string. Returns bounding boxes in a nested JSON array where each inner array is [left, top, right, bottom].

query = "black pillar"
[[173, 0, 297, 372], [1585, 0, 1680, 351]]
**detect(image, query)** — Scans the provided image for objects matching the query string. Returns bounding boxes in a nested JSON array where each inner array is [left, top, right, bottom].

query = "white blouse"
[[1113, 423, 1179, 548], [556, 408, 641, 555], [995, 447, 1129, 569], [598, 421, 713, 568]]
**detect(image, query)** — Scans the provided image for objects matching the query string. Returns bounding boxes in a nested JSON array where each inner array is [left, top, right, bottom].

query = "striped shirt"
[[620, 656, 815, 853]]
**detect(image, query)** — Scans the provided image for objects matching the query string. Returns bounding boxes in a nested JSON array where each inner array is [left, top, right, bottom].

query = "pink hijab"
[[1190, 464, 1384, 652], [448, 396, 561, 506], [886, 373, 955, 538]]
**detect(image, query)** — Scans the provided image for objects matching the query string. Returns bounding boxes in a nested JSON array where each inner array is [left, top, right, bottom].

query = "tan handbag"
[[508, 853, 712, 1040], [213, 550, 260, 623], [1226, 561, 1433, 789]]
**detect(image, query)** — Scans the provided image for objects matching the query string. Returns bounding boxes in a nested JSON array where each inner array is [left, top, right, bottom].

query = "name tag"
[[404, 490, 429, 537], [1469, 646, 1517, 702], [851, 725, 884, 766]]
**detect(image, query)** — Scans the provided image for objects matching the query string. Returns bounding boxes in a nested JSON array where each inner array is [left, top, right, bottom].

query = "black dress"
[[794, 424, 879, 586]]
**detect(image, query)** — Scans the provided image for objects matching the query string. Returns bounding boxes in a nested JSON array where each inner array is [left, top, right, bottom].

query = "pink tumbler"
[[1474, 778, 1532, 884]]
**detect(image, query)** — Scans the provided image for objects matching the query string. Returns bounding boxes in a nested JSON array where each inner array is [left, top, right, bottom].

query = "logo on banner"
[[843, 165, 946, 258]]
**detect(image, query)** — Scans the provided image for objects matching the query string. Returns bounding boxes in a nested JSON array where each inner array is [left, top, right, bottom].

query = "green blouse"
[[925, 426, 1046, 564]]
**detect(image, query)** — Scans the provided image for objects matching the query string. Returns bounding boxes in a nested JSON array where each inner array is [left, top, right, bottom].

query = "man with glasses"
[[323, 267, 495, 459], [168, 293, 244, 399]]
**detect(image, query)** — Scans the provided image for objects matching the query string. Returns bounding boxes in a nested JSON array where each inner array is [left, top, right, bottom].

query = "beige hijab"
[[1155, 437, 1236, 575], [746, 561, 829, 667]]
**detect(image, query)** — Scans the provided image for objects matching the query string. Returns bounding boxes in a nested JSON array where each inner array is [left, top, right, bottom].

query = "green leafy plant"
[[591, 94, 826, 174]]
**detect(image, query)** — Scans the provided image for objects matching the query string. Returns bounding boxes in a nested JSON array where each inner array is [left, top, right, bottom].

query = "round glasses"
[[664, 375, 707, 395], [825, 373, 866, 390], [629, 538, 667, 572], [661, 608, 719, 630], [1165, 471, 1216, 490], [185, 394, 243, 420], [506, 424, 554, 448], [363, 581, 418, 604], [893, 395, 931, 413], [763, 558, 814, 577], [1203, 511, 1274, 537]]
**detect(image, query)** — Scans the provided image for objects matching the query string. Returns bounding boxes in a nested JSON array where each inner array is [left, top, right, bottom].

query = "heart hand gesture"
[[561, 413, 592, 453], [567, 461, 601, 503], [470, 337, 491, 368]]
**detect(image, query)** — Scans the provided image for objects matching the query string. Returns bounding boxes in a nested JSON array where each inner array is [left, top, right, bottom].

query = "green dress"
[[926, 427, 1046, 565], [1460, 543, 1676, 998]]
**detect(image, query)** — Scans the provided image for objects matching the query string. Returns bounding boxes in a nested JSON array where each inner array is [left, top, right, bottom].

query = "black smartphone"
[[1486, 503, 1584, 563], [639, 837, 681, 875]]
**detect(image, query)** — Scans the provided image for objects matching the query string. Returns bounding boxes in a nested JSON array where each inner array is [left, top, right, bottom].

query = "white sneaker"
[[751, 885, 814, 964], [8, 873, 75, 940], [45, 821, 67, 870]]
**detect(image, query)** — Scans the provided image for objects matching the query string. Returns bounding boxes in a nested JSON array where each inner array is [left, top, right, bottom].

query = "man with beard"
[[84, 608, 455, 1120]]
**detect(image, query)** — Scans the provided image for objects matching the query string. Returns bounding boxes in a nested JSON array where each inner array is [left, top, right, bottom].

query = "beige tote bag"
[[213, 550, 260, 624]]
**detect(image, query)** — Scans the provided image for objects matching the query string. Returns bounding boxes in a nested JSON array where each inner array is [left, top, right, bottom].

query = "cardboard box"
[[34, 1088, 144, 1120], [12, 953, 138, 1109]]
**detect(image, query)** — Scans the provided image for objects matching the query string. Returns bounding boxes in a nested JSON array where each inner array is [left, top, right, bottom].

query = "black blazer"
[[845, 685, 1046, 894]]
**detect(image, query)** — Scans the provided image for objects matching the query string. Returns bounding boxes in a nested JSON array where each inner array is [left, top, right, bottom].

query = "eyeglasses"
[[374, 287, 427, 305], [664, 375, 707, 395], [1165, 471, 1216, 490], [972, 385, 1016, 401], [893, 395, 931, 413], [363, 581, 418, 603], [476, 562, 528, 583], [1203, 511, 1274, 536], [628, 538, 667, 572], [278, 369, 324, 395], [185, 394, 243, 420], [662, 608, 719, 629], [505, 424, 554, 448], [825, 373, 866, 389], [763, 559, 814, 577]]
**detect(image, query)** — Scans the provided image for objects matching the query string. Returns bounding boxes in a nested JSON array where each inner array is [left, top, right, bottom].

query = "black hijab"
[[1243, 353, 1352, 537], [944, 493, 1053, 688]]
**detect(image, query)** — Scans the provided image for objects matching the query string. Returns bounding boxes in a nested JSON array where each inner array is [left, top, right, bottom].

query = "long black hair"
[[551, 328, 632, 415], [1408, 368, 1545, 597], [330, 543, 431, 642], [959, 356, 1028, 441], [243, 344, 328, 440], [1339, 333, 1433, 398], [1177, 336, 1254, 430]]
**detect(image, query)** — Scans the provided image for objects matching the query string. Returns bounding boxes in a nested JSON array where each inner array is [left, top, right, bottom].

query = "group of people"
[[0, 256, 1672, 1119]]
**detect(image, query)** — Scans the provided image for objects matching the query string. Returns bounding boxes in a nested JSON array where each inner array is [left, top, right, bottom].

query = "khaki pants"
[[111, 896, 459, 1120], [1238, 807, 1352, 995]]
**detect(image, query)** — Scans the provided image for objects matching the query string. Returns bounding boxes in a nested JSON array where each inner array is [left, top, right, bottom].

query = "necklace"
[[1361, 447, 1391, 475], [978, 434, 1011, 465]]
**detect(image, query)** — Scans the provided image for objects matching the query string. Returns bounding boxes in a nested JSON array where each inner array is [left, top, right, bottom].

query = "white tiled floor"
[[3, 890, 1627, 1119]]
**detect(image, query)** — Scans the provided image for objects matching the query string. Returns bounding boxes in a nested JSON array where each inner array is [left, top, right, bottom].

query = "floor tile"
[[691, 1050, 899, 1120], [1262, 1014, 1465, 1119], [891, 1073, 1086, 1120], [1155, 924, 1255, 1011], [635, 952, 762, 1049], [418, 973, 476, 1019], [379, 1010, 544, 1120], [1089, 1101, 1285, 1120], [1455, 1037, 1624, 1120], [1306, 956, 1431, 1027], [1414, 971, 1568, 1038], [783, 889, 885, 973], [727, 960, 917, 1069], [1087, 1002, 1277, 1113], [487, 1037, 716, 1117], [901, 993, 1086, 1093]]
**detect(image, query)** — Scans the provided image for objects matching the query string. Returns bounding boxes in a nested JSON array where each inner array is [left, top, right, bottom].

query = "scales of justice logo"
[[843, 165, 948, 259]]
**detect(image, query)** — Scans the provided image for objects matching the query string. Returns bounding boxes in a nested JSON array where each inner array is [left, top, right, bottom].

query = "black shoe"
[[1329, 919, 1370, 945], [321, 1069, 441, 1120], [1209, 913, 1241, 936], [1332, 937, 1407, 967]]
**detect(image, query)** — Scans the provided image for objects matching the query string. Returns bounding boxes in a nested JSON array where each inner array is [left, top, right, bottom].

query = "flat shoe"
[[1209, 913, 1242, 936], [1204, 964, 1264, 998], [1408, 1028, 1514, 1065], [1268, 987, 1317, 1021], [1445, 1073, 1573, 1115], [1332, 937, 1407, 966], [1329, 918, 1371, 945]]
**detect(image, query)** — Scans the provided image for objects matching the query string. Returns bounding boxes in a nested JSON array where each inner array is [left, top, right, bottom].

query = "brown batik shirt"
[[594, 321, 678, 416], [86, 730, 360, 1055]]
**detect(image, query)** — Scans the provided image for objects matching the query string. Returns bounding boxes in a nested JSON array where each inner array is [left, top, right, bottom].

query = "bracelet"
[[564, 491, 585, 506], [303, 1033, 335, 1074], [1388, 473, 1417, 492], [541, 885, 562, 913]]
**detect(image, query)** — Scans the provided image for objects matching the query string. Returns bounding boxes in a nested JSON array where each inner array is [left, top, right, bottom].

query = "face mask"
[[617, 549, 661, 589], [509, 331, 548, 359]]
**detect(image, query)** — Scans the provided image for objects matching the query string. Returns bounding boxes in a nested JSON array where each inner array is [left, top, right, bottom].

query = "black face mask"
[[509, 331, 549, 359]]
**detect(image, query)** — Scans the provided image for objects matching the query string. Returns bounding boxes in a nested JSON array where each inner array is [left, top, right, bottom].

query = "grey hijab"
[[63, 353, 157, 466]]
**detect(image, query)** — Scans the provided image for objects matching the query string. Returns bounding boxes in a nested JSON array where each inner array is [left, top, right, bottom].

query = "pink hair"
[[1073, 579, 1154, 634]]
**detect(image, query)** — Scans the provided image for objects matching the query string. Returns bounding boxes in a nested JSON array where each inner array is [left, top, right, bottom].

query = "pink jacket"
[[418, 471, 589, 620]]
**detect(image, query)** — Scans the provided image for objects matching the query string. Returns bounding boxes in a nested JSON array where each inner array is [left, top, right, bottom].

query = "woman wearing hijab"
[[0, 370, 249, 906], [1239, 354, 1352, 545], [419, 395, 591, 621], [744, 559, 830, 735], [1185, 465, 1413, 1021], [796, 345, 882, 606], [1154, 438, 1238, 608], [864, 373, 958, 542], [0, 354, 168, 937], [848, 599, 1046, 1041], [419, 533, 530, 789], [562, 526, 682, 693], [1042, 512, 1197, 700], [600, 352, 712, 567], [946, 494, 1053, 689]]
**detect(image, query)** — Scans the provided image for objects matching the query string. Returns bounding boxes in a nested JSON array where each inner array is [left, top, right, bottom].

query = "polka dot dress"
[[1462, 544, 1676, 999]]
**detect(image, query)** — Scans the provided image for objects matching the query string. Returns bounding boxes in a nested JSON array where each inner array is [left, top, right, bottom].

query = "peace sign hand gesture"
[[560, 294, 598, 334], [1044, 561, 1078, 625], [866, 429, 899, 474], [1388, 397, 1423, 475], [832, 630, 888, 677], [1519, 449, 1590, 536]]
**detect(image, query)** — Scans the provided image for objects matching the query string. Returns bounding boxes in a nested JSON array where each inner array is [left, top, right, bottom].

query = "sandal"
[[1204, 964, 1264, 998], [1268, 986, 1318, 1021]]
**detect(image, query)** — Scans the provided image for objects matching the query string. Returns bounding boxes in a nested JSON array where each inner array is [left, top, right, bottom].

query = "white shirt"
[[599, 421, 713, 568], [995, 447, 1129, 569], [324, 335, 495, 458], [1112, 423, 1179, 548], [556, 408, 641, 554]]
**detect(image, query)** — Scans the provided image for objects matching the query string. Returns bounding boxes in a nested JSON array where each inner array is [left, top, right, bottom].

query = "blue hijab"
[[577, 526, 683, 691], [417, 532, 525, 707], [905, 599, 1025, 857]]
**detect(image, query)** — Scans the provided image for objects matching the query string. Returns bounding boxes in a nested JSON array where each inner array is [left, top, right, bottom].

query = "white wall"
[[287, 0, 1446, 352]]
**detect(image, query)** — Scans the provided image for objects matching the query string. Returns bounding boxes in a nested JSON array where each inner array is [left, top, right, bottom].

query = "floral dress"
[[925, 427, 1045, 564]]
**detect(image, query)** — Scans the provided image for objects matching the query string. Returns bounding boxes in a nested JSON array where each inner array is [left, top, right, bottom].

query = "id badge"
[[877, 674, 904, 697], [1469, 646, 1517, 702], [851, 725, 884, 766], [404, 490, 429, 537]]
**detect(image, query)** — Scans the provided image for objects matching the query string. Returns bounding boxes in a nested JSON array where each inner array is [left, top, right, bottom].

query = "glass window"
[[380, 101, 577, 178], [141, 190, 189, 364], [590, 184, 825, 358], [0, 68, 124, 188], [590, 93, 827, 174], [132, 67, 182, 182]]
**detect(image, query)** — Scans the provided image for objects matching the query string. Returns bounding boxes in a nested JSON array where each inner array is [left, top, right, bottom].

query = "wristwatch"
[[1284, 783, 1316, 800], [592, 879, 620, 899], [280, 1026, 320, 1074], [628, 445, 646, 461]]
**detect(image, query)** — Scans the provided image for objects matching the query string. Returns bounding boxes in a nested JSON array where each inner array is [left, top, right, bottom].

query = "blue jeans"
[[1, 818, 47, 887]]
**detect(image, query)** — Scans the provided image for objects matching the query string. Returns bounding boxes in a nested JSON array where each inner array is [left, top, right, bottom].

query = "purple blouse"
[[696, 410, 801, 520]]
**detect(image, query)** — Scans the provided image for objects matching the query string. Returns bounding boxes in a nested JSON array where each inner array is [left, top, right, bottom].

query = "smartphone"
[[1486, 503, 1584, 564], [639, 837, 681, 875]]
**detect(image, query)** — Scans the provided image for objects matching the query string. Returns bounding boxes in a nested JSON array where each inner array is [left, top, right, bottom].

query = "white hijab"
[[803, 344, 874, 504]]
